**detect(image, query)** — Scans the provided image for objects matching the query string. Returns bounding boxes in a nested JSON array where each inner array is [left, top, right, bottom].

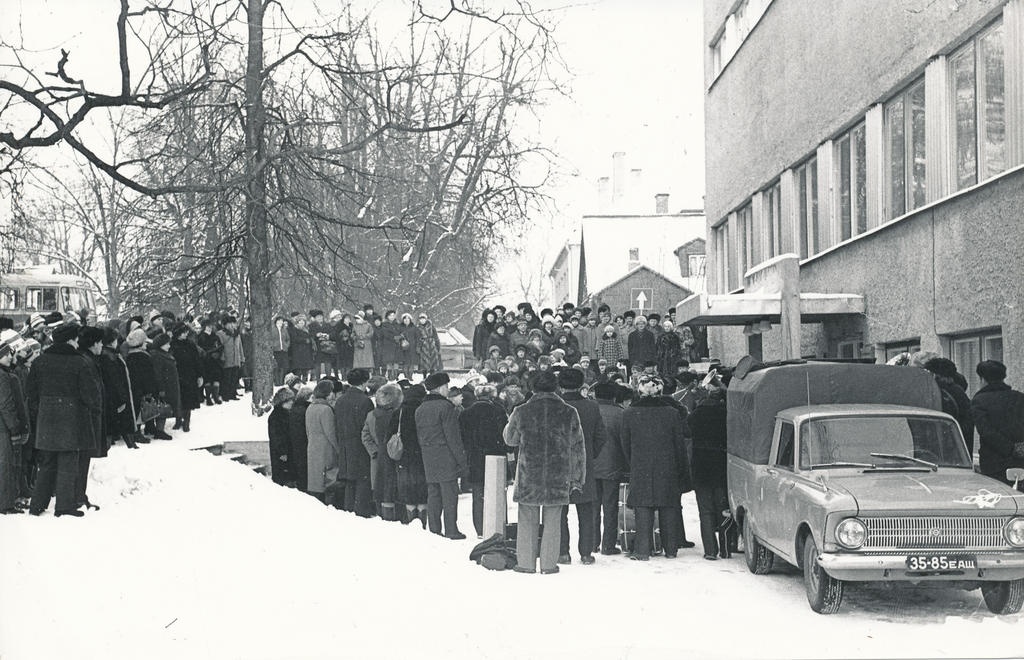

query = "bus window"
[[0, 287, 17, 310], [26, 287, 58, 311], [61, 287, 89, 311]]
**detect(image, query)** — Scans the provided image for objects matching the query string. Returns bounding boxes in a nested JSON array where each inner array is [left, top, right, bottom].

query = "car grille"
[[863, 516, 1009, 550]]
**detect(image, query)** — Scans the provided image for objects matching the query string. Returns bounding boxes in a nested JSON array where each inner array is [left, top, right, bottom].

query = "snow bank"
[[1, 398, 1022, 660]]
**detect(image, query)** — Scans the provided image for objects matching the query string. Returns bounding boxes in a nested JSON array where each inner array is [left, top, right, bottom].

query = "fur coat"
[[503, 391, 586, 506]]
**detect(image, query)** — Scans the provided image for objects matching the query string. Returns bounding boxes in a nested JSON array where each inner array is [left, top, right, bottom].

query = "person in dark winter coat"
[[971, 360, 1024, 487], [621, 375, 690, 560], [390, 384, 428, 525], [592, 382, 627, 555], [503, 370, 586, 574], [288, 387, 312, 491], [77, 326, 109, 503], [334, 368, 376, 516], [305, 380, 338, 502], [687, 388, 731, 559], [655, 320, 684, 379], [923, 357, 975, 457], [288, 314, 316, 381], [397, 314, 420, 376], [0, 336, 30, 514], [557, 367, 607, 565], [363, 383, 403, 520], [99, 328, 137, 447], [27, 323, 103, 517], [125, 328, 167, 439], [417, 314, 443, 374], [487, 324, 511, 358], [473, 309, 497, 363], [169, 324, 202, 432], [268, 387, 295, 486], [378, 311, 403, 380], [196, 320, 225, 404], [458, 383, 509, 537], [627, 316, 657, 370], [415, 372, 467, 539], [335, 314, 355, 376], [150, 334, 181, 435]]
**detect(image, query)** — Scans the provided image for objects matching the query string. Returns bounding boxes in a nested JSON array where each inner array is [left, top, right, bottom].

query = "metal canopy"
[[676, 291, 865, 326]]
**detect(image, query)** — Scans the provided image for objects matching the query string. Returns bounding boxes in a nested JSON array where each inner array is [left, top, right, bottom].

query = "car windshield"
[[800, 416, 971, 470]]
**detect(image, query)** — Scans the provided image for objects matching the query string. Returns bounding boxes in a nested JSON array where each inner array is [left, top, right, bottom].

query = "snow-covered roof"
[[581, 212, 705, 297], [437, 327, 470, 347]]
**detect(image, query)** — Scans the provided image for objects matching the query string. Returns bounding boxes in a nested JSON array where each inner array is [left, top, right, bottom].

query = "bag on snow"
[[386, 410, 404, 460], [138, 395, 173, 423], [469, 533, 517, 571]]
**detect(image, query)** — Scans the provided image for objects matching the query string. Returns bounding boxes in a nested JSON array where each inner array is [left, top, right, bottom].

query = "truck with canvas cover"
[[727, 361, 1024, 615]]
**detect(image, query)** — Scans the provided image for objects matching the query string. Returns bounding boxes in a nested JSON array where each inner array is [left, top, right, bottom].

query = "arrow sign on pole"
[[636, 290, 647, 310]]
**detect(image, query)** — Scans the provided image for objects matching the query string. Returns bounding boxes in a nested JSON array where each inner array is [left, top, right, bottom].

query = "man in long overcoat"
[[503, 370, 586, 574], [27, 321, 102, 516], [415, 372, 468, 539], [334, 368, 375, 516]]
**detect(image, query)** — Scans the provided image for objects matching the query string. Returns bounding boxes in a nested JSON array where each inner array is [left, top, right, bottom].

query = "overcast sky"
[[1, 0, 706, 296]]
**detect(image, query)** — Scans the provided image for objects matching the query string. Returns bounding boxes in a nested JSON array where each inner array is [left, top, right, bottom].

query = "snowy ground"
[[2, 398, 1023, 660]]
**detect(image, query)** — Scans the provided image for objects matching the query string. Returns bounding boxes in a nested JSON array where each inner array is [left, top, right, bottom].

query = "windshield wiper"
[[810, 461, 876, 469], [869, 452, 938, 471]]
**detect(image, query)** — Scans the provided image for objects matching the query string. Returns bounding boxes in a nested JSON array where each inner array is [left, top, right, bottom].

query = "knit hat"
[[329, 309, 343, 321], [423, 372, 451, 391], [29, 313, 46, 329], [604, 324, 616, 334], [44, 311, 64, 327], [489, 345, 501, 354], [126, 328, 148, 348], [51, 322, 80, 344], [151, 333, 171, 349], [148, 309, 162, 323]]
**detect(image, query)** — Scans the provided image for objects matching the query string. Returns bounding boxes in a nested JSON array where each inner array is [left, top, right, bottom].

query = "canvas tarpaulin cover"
[[726, 362, 942, 464]]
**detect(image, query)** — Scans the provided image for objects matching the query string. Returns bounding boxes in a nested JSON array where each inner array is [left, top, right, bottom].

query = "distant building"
[[549, 153, 707, 314], [684, 0, 1024, 394]]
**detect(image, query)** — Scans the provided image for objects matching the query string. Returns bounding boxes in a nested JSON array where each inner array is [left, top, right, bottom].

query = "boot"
[[418, 509, 427, 530], [204, 385, 214, 406], [172, 418, 182, 430], [122, 433, 139, 449], [182, 410, 191, 433], [213, 383, 223, 404]]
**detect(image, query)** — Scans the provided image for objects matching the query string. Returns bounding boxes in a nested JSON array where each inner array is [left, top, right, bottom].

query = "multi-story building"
[[682, 0, 1024, 394]]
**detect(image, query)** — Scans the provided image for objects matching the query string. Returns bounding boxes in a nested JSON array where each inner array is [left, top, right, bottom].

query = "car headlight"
[[835, 517, 867, 549], [1005, 518, 1024, 547]]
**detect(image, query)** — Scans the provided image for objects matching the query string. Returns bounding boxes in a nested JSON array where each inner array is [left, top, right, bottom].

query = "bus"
[[0, 266, 98, 325]]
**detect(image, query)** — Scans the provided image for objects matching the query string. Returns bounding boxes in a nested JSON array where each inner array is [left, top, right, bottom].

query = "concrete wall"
[[589, 268, 692, 319], [710, 168, 1024, 390], [704, 0, 1003, 224]]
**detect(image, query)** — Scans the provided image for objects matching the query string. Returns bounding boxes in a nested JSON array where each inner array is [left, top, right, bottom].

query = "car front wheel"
[[743, 514, 774, 575], [803, 535, 843, 614], [981, 579, 1024, 615]]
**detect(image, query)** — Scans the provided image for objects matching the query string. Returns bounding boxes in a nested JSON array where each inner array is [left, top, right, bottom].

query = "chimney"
[[611, 152, 626, 207], [597, 177, 611, 211], [655, 193, 670, 214]]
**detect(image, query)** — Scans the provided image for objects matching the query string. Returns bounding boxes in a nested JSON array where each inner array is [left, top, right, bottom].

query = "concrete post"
[[482, 455, 507, 538]]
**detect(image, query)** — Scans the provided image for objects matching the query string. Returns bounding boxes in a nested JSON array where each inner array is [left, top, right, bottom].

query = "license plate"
[[905, 554, 977, 572]]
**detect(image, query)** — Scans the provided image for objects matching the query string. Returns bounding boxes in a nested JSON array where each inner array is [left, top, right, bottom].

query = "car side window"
[[774, 422, 795, 470]]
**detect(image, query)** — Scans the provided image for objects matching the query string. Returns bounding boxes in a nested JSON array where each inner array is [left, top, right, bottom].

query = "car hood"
[[823, 470, 1024, 515]]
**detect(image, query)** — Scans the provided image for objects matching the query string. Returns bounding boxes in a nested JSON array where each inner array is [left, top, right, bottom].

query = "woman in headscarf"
[[389, 384, 428, 526], [363, 382, 403, 520]]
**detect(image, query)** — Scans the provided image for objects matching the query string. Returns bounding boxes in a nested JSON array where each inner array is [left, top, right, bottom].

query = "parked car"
[[727, 361, 1024, 615]]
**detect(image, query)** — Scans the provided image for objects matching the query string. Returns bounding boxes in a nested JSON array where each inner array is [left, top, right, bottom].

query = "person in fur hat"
[[415, 372, 467, 539]]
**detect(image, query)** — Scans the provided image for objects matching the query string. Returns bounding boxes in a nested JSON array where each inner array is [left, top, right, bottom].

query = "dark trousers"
[[222, 366, 240, 399], [517, 504, 563, 572], [634, 505, 681, 558], [342, 478, 374, 518], [75, 452, 91, 506], [470, 482, 484, 537], [427, 479, 460, 536], [695, 483, 730, 557], [30, 450, 79, 513], [594, 479, 620, 553], [559, 501, 597, 558], [272, 351, 290, 386]]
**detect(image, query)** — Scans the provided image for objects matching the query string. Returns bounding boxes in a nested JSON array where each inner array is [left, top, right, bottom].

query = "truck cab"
[[727, 362, 1024, 614]]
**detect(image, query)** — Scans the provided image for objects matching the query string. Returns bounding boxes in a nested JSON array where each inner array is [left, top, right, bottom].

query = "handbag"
[[139, 395, 173, 423], [386, 410, 404, 460], [399, 337, 411, 350]]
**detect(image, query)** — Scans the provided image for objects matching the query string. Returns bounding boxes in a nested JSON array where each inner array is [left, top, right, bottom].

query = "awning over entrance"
[[676, 291, 865, 325]]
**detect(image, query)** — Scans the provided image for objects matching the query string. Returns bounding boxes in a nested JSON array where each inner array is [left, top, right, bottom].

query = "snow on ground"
[[2, 398, 1023, 660]]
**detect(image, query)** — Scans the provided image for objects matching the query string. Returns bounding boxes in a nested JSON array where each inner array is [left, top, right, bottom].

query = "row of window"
[[710, 0, 772, 81], [713, 17, 1012, 293], [883, 330, 1002, 395]]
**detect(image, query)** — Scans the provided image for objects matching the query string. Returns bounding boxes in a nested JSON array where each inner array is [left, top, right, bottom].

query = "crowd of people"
[[266, 299, 734, 571], [0, 308, 252, 517]]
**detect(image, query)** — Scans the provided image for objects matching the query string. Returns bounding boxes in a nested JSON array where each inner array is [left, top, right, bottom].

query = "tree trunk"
[[244, 0, 274, 411]]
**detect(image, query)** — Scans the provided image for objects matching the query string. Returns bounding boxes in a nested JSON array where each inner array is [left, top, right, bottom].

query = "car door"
[[761, 420, 798, 558]]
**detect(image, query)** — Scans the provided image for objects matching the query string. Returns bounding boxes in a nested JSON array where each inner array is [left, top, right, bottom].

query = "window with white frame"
[[950, 329, 1003, 395], [738, 203, 753, 279], [797, 158, 819, 258], [713, 223, 729, 293], [885, 79, 926, 219], [835, 123, 867, 241], [951, 20, 1005, 191], [764, 181, 782, 260], [710, 0, 772, 82]]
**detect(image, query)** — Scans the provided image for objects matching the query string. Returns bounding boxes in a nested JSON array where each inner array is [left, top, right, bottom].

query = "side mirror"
[[1006, 468, 1024, 487]]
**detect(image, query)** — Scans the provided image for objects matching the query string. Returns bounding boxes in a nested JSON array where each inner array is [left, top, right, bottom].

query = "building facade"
[[694, 0, 1024, 394]]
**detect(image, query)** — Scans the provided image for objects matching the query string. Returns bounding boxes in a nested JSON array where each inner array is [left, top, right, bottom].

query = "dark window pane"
[[854, 125, 867, 235], [909, 82, 927, 209], [798, 167, 808, 259], [887, 97, 906, 219], [838, 136, 851, 241], [952, 46, 977, 190], [810, 159, 819, 254], [981, 25, 1005, 179]]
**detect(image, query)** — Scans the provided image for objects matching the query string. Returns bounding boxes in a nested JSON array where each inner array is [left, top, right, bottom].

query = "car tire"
[[743, 514, 774, 575], [803, 535, 843, 614], [981, 579, 1024, 615]]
